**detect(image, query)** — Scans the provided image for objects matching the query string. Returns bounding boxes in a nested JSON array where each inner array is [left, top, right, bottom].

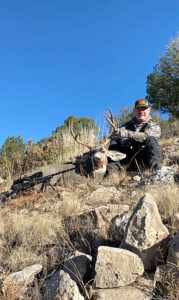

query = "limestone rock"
[[44, 270, 84, 300], [76, 204, 130, 250], [149, 165, 178, 183], [86, 186, 121, 203], [63, 251, 92, 283], [91, 285, 151, 300], [95, 246, 144, 288], [92, 276, 153, 299], [109, 210, 132, 241], [3, 264, 42, 296], [153, 265, 165, 288], [89, 204, 129, 229], [121, 193, 169, 271]]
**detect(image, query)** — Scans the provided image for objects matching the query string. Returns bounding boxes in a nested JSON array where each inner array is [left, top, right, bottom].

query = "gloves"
[[115, 127, 129, 138]]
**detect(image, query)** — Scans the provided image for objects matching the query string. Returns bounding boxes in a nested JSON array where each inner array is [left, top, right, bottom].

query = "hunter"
[[108, 99, 162, 171]]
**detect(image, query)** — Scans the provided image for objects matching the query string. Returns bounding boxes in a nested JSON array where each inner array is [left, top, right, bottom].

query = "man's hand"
[[115, 127, 129, 138]]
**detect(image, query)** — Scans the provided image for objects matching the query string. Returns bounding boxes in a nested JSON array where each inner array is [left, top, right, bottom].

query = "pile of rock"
[[2, 192, 178, 299]]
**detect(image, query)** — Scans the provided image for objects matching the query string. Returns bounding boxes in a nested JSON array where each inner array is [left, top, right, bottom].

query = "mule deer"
[[70, 108, 126, 178]]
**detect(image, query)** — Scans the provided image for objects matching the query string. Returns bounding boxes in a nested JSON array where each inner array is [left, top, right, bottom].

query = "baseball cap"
[[135, 99, 149, 108]]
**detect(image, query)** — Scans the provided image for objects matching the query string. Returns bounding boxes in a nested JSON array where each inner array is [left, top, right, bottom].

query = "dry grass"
[[154, 265, 179, 300], [0, 208, 66, 272], [0, 133, 178, 299]]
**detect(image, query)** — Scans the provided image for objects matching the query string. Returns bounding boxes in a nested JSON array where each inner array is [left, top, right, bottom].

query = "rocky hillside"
[[0, 137, 178, 300]]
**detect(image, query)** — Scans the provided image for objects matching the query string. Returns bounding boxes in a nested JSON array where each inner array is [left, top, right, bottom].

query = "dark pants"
[[108, 136, 161, 172]]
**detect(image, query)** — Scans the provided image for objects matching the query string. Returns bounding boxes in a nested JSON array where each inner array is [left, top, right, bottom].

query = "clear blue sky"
[[0, 0, 178, 146]]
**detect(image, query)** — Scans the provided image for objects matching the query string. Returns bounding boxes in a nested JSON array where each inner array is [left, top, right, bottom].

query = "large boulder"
[[121, 193, 170, 271], [95, 246, 144, 288]]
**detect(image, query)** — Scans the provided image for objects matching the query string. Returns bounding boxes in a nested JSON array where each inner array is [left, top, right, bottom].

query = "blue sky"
[[0, 0, 178, 146]]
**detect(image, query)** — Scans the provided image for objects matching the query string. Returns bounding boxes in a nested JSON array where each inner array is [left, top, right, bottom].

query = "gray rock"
[[3, 264, 42, 296], [153, 265, 165, 288], [95, 246, 144, 288], [149, 165, 178, 183], [63, 251, 92, 284], [43, 270, 84, 300], [89, 204, 129, 229], [109, 210, 132, 241], [77, 204, 130, 250], [121, 193, 169, 271], [86, 187, 121, 203], [91, 277, 152, 300]]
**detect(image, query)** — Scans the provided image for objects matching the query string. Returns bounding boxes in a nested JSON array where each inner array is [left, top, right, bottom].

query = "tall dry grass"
[[0, 127, 97, 182], [0, 126, 178, 299]]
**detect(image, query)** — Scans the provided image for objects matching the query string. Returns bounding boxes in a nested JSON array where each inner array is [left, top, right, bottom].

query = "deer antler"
[[103, 107, 118, 146], [104, 106, 116, 131], [70, 118, 92, 151]]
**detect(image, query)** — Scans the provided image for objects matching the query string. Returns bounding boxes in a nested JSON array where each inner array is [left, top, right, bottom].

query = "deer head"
[[70, 109, 126, 178]]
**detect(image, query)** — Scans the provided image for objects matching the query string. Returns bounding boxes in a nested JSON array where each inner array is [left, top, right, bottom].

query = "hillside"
[[0, 135, 178, 299]]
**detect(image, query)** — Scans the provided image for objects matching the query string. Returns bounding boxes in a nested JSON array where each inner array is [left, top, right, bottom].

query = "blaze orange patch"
[[138, 100, 145, 105]]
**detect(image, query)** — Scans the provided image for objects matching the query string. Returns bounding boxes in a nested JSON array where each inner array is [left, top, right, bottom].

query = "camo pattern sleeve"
[[127, 122, 161, 142]]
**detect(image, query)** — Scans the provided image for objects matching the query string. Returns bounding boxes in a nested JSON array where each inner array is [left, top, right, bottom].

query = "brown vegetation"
[[0, 126, 178, 299]]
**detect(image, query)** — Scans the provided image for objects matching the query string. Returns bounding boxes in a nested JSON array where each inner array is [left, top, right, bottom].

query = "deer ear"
[[107, 150, 126, 161]]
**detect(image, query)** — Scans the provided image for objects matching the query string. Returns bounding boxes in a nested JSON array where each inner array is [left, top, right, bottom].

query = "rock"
[[3, 264, 42, 296], [91, 278, 152, 300], [43, 270, 84, 300], [167, 230, 179, 278], [121, 193, 169, 271], [109, 210, 132, 241], [86, 187, 121, 203], [130, 172, 141, 182], [89, 204, 129, 229], [153, 265, 165, 288], [63, 251, 92, 284], [92, 288, 148, 300], [76, 204, 130, 250], [95, 246, 144, 288], [149, 165, 178, 183]]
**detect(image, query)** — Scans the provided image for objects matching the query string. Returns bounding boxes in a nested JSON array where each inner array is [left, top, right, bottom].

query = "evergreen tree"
[[1, 136, 26, 160], [146, 33, 179, 118], [53, 116, 99, 136], [116, 106, 133, 127]]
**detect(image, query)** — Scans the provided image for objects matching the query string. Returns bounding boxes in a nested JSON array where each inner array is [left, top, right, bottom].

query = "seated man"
[[108, 99, 162, 172]]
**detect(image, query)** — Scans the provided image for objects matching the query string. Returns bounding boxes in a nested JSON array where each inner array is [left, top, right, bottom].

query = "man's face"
[[133, 106, 151, 123]]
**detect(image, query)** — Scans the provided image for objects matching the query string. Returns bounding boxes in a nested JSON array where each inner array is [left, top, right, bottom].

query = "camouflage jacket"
[[119, 117, 161, 143]]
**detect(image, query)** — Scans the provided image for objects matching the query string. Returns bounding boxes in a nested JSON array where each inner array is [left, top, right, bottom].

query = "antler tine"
[[103, 107, 118, 147], [70, 118, 92, 151], [104, 113, 116, 130], [104, 106, 117, 130], [108, 106, 115, 123]]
